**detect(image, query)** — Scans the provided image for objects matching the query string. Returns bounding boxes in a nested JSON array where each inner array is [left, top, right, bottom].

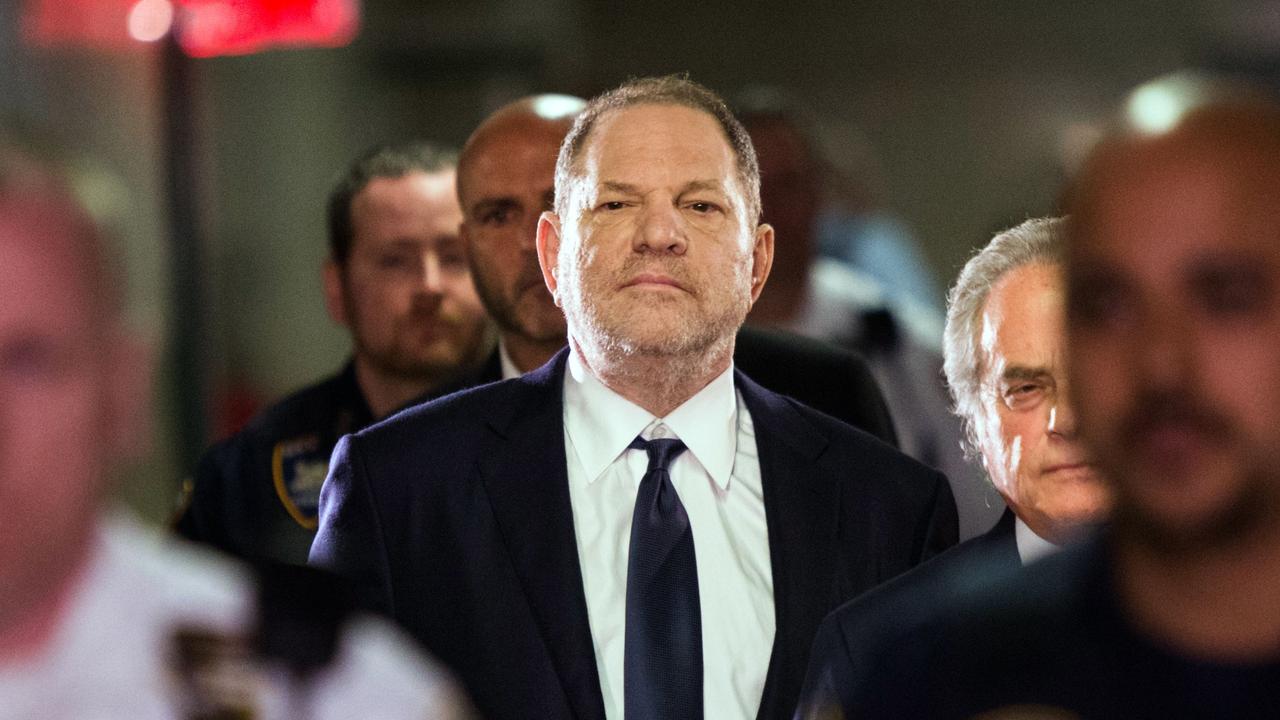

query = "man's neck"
[[571, 337, 734, 418], [1115, 521, 1280, 662], [353, 359, 446, 420], [501, 332, 565, 375], [0, 531, 94, 665]]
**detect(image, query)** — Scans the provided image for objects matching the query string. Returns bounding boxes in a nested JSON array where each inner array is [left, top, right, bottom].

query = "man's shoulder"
[[351, 374, 542, 455], [240, 370, 359, 438]]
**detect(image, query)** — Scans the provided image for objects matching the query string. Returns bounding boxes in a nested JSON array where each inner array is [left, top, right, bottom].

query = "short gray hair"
[[943, 217, 1065, 459], [553, 74, 761, 224]]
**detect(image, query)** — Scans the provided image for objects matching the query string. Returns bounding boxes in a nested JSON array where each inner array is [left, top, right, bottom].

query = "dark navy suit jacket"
[[796, 509, 1019, 718], [310, 349, 957, 720]]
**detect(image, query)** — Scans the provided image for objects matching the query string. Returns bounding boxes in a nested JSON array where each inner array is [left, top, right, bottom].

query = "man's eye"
[[1002, 383, 1046, 409], [599, 201, 627, 211], [687, 202, 719, 214], [377, 255, 414, 270], [481, 208, 511, 225], [440, 252, 469, 270]]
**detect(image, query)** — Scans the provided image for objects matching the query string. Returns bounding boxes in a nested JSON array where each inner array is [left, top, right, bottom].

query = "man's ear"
[[748, 223, 775, 304], [535, 211, 563, 306], [322, 258, 348, 327]]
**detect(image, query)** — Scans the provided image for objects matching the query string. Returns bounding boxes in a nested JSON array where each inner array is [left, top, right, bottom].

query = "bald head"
[[1063, 97, 1280, 552], [457, 95, 586, 373], [457, 95, 585, 203]]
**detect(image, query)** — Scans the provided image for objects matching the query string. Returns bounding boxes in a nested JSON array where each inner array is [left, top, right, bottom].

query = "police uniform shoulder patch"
[[271, 435, 331, 530]]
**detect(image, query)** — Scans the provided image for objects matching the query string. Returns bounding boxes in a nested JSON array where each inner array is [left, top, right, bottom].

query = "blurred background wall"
[[3, 0, 1278, 521]]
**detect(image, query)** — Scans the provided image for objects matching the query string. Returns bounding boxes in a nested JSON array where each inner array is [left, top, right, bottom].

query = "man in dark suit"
[[311, 75, 956, 720], [457, 93, 898, 445], [796, 216, 1110, 718], [800, 94, 1280, 719]]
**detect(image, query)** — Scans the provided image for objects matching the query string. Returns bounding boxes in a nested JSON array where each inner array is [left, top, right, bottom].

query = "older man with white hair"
[[795, 216, 1110, 718]]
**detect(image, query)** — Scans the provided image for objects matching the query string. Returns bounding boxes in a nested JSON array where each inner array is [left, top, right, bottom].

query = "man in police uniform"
[[177, 141, 492, 564]]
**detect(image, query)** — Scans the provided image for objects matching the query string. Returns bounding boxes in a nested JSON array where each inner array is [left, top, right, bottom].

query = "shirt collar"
[[1015, 516, 1061, 565], [498, 340, 523, 380], [563, 348, 739, 490]]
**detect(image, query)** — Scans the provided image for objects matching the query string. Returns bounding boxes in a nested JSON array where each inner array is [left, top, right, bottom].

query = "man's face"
[[458, 119, 568, 345], [326, 170, 489, 381], [0, 199, 142, 616], [973, 262, 1108, 542], [1067, 137, 1280, 550], [540, 104, 773, 361]]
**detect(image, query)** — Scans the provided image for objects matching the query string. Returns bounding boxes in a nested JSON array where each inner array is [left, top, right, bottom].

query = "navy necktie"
[[624, 435, 702, 720]]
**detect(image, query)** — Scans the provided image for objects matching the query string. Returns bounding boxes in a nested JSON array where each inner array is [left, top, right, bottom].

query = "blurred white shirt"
[[0, 512, 464, 720]]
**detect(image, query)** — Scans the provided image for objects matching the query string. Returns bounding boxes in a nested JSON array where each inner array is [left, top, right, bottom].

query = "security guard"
[[176, 141, 492, 564]]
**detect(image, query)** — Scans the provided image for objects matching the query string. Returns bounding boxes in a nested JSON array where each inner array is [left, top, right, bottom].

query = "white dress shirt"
[[563, 349, 775, 720], [1015, 516, 1061, 565], [498, 340, 523, 381]]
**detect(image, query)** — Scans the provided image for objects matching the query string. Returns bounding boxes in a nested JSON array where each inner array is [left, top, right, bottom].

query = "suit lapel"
[[736, 371, 840, 720], [477, 349, 605, 720]]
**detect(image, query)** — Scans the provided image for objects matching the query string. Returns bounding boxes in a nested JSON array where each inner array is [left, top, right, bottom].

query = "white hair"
[[943, 216, 1065, 460]]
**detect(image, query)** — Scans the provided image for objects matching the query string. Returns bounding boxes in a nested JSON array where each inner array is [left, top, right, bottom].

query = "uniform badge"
[[272, 436, 330, 529]]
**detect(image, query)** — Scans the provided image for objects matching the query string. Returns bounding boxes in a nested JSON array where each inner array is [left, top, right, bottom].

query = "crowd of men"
[[2, 72, 1279, 719]]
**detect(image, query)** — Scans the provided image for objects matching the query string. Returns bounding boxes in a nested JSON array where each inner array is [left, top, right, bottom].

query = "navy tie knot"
[[629, 435, 687, 473]]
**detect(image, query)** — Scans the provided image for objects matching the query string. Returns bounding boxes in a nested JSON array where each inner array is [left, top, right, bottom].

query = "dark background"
[[3, 0, 1276, 519]]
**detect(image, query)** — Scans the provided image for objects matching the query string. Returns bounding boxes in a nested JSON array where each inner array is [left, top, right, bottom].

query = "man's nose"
[[420, 252, 444, 294], [633, 202, 688, 255], [1132, 304, 1195, 391], [1046, 398, 1078, 439]]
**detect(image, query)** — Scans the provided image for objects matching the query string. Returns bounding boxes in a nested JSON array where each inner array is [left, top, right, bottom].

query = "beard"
[[559, 247, 752, 364], [1106, 388, 1280, 556], [470, 258, 566, 344]]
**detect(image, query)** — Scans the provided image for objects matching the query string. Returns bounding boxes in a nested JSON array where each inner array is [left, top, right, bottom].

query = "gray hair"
[[943, 216, 1065, 459], [553, 74, 761, 224]]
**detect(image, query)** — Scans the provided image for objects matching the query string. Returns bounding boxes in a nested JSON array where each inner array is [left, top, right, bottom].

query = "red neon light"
[[22, 0, 360, 56], [176, 0, 360, 57]]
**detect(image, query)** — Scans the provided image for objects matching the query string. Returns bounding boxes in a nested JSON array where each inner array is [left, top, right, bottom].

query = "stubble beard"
[[561, 252, 752, 378]]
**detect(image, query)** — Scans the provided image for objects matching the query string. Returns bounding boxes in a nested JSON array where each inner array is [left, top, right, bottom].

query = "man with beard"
[[177, 141, 491, 565], [311, 75, 956, 720], [457, 94, 899, 444], [826, 95, 1280, 719]]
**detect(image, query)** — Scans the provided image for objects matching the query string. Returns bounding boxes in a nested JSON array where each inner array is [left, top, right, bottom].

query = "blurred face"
[[459, 119, 568, 345], [539, 104, 773, 363], [973, 263, 1108, 542], [1067, 137, 1280, 551], [0, 198, 142, 622], [326, 170, 489, 381], [745, 117, 819, 277]]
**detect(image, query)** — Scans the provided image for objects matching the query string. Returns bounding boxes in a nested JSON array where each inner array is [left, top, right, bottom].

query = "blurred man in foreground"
[[797, 217, 1111, 717], [457, 94, 899, 444], [177, 141, 491, 564], [0, 140, 464, 717], [827, 95, 1280, 718]]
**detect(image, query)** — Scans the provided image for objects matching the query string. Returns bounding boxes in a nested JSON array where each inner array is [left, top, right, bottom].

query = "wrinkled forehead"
[[577, 104, 741, 185]]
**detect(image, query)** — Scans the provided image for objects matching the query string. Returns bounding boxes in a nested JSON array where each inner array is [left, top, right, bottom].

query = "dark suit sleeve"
[[917, 468, 959, 563], [794, 612, 851, 720], [308, 434, 396, 617]]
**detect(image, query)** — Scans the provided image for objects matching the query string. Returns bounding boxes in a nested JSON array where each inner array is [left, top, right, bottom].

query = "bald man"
[[815, 93, 1280, 719], [0, 140, 464, 717], [455, 95, 902, 444]]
